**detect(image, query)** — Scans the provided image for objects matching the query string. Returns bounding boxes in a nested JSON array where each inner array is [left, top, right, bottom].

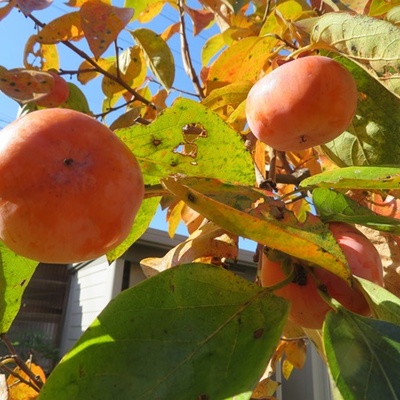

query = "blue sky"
[[0, 1, 257, 252]]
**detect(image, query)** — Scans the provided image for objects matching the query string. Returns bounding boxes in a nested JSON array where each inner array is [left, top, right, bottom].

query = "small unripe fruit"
[[246, 56, 358, 152], [0, 108, 144, 263]]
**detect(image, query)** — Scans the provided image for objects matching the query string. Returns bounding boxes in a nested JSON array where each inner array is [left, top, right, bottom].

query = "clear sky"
[[0, 1, 257, 252]]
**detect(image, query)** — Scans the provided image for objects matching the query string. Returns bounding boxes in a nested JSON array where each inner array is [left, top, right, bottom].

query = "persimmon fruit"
[[0, 108, 144, 263], [246, 56, 358, 152], [261, 222, 383, 329], [35, 71, 69, 108]]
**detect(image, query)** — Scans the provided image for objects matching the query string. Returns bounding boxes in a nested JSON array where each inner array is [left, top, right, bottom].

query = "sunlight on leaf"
[[0, 243, 38, 333], [324, 307, 400, 399], [162, 175, 351, 282], [312, 188, 400, 234], [319, 55, 400, 166], [36, 11, 84, 43], [80, 1, 134, 59], [115, 98, 255, 186], [7, 362, 46, 400], [38, 263, 289, 400], [355, 276, 400, 325], [130, 28, 175, 90], [301, 166, 400, 190], [207, 35, 279, 88]]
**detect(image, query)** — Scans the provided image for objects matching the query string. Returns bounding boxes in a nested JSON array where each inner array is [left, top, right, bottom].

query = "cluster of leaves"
[[1, 0, 400, 399]]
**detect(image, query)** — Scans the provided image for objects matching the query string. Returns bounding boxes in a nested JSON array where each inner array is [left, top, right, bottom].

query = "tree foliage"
[[1, 0, 400, 399]]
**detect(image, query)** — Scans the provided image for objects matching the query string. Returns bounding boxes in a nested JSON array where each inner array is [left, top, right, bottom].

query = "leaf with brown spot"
[[36, 11, 84, 43], [80, 1, 134, 59], [162, 175, 352, 282], [0, 68, 56, 104]]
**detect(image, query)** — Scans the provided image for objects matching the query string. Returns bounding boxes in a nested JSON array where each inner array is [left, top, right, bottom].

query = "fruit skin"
[[0, 108, 144, 264], [261, 222, 383, 329], [246, 56, 358, 152], [35, 72, 69, 108]]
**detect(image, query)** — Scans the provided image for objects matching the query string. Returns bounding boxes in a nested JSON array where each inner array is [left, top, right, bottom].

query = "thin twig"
[[0, 363, 40, 392], [0, 334, 43, 391], [177, 0, 205, 99], [26, 13, 155, 109]]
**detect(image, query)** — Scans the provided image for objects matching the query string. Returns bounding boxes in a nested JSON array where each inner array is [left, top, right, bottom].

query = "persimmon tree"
[[1, 0, 400, 399]]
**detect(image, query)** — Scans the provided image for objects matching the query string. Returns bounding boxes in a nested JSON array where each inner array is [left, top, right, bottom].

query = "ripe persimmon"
[[35, 71, 69, 108], [0, 108, 144, 263], [261, 222, 383, 329], [246, 56, 358, 152]]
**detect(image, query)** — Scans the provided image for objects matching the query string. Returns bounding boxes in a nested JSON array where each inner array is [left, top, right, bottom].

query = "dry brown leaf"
[[140, 221, 238, 276], [251, 377, 280, 399]]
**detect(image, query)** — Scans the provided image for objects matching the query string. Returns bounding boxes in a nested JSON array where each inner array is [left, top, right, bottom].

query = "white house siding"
[[59, 256, 124, 356]]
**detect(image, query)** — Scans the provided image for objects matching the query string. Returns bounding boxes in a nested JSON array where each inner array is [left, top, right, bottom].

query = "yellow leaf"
[[41, 44, 60, 71], [167, 200, 186, 238], [101, 47, 146, 98], [36, 11, 84, 43], [80, 0, 134, 59], [282, 358, 295, 380], [7, 362, 46, 400], [284, 339, 307, 369], [138, 1, 166, 23], [78, 57, 113, 84], [140, 221, 239, 275], [0, 0, 16, 21], [160, 22, 180, 41], [162, 176, 352, 282]]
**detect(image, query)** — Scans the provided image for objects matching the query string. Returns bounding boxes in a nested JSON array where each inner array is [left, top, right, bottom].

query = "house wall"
[[59, 256, 124, 356]]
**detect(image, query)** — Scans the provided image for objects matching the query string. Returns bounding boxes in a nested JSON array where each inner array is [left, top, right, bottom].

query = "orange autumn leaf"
[[80, 0, 134, 59], [7, 362, 46, 400]]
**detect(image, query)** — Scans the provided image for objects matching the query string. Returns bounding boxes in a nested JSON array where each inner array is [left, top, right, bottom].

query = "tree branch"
[[0, 334, 42, 391], [26, 13, 155, 109], [178, 0, 205, 99]]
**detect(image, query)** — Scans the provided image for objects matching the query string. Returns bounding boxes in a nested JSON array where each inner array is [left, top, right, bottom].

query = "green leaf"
[[107, 196, 161, 262], [201, 32, 226, 66], [161, 175, 352, 283], [321, 55, 400, 166], [369, 0, 400, 16], [0, 243, 38, 333], [59, 82, 91, 114], [38, 263, 289, 400], [312, 188, 400, 234], [296, 12, 400, 96], [115, 97, 255, 186], [300, 166, 400, 190], [130, 28, 175, 91], [355, 276, 400, 325], [324, 308, 400, 400]]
